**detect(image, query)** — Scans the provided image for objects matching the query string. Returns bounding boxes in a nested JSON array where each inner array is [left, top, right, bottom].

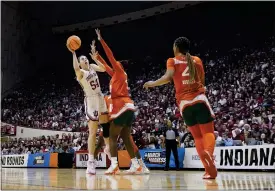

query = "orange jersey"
[[104, 95, 138, 152], [99, 38, 136, 119], [167, 55, 205, 103]]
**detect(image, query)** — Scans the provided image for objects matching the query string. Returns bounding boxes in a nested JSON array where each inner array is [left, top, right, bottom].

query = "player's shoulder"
[[192, 56, 203, 64], [167, 57, 175, 62], [166, 57, 176, 66]]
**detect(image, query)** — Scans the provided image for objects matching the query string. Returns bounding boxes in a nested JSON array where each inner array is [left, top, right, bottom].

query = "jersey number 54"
[[90, 79, 100, 90]]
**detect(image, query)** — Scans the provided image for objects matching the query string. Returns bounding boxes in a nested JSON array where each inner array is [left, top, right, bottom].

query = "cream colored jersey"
[[78, 68, 102, 96], [78, 68, 108, 121]]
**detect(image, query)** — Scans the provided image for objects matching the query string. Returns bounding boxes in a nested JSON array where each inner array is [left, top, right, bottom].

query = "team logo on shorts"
[[93, 111, 99, 117]]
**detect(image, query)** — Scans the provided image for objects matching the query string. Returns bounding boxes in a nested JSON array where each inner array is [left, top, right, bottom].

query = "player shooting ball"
[[67, 38, 110, 175]]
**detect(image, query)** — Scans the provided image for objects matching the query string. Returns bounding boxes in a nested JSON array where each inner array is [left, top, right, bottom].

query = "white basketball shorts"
[[84, 93, 108, 121]]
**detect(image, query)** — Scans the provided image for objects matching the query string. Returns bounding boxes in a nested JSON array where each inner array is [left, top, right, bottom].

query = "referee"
[[164, 125, 180, 171]]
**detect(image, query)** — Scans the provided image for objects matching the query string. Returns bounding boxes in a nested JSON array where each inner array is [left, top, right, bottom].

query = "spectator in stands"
[[222, 132, 234, 146], [117, 138, 125, 150], [214, 131, 223, 146]]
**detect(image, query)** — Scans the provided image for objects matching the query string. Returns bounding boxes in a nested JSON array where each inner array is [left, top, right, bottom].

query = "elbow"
[[101, 65, 107, 72], [164, 75, 172, 83]]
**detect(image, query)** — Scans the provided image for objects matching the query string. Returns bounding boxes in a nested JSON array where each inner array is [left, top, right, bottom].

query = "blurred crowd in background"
[[1, 36, 275, 155]]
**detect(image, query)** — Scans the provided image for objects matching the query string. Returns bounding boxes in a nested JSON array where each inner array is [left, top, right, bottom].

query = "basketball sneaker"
[[105, 163, 120, 175], [201, 150, 217, 178], [203, 172, 216, 179], [86, 160, 96, 175], [141, 163, 150, 174], [124, 163, 142, 175], [138, 159, 150, 174]]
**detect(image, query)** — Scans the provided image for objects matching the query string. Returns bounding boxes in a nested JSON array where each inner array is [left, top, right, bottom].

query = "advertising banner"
[[27, 153, 50, 167], [49, 153, 58, 168], [139, 148, 185, 168], [1, 154, 28, 167], [184, 144, 275, 170], [75, 151, 107, 168], [118, 148, 185, 168]]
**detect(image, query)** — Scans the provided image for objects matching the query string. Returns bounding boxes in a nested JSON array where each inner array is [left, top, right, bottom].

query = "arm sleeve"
[[99, 38, 124, 73], [166, 58, 175, 70], [95, 54, 114, 77]]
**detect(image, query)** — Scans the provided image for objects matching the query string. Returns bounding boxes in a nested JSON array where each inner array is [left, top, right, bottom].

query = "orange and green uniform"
[[103, 95, 138, 153], [96, 39, 136, 126], [166, 55, 214, 126]]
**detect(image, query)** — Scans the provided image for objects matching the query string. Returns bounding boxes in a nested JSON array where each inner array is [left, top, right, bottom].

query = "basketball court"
[[1, 168, 274, 190]]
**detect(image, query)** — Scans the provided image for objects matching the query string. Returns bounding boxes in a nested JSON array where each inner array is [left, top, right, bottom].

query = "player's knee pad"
[[101, 123, 110, 138]]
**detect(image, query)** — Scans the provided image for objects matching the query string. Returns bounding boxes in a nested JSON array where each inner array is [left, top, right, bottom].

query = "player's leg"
[[194, 101, 217, 179], [99, 120, 111, 159], [116, 110, 142, 174], [105, 122, 122, 175], [94, 131, 105, 157], [188, 124, 209, 173], [87, 120, 98, 174], [99, 95, 111, 158], [120, 127, 142, 174], [182, 104, 209, 176], [85, 97, 99, 175]]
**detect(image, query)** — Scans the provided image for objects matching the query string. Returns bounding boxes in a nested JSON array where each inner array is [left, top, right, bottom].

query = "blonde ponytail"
[[186, 53, 196, 83]]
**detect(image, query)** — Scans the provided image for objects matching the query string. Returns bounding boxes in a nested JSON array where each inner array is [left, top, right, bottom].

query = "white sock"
[[131, 158, 139, 167], [88, 154, 94, 162], [111, 157, 118, 167]]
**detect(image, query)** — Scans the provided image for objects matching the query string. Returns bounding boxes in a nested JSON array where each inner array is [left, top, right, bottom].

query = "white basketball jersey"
[[78, 68, 102, 96]]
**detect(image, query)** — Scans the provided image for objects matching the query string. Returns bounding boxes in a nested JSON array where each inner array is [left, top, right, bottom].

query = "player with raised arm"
[[143, 37, 217, 179], [67, 42, 110, 175], [93, 29, 142, 175], [92, 94, 150, 174], [90, 41, 149, 174]]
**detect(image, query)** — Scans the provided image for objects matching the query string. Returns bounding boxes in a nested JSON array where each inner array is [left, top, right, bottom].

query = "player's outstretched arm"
[[143, 69, 173, 89], [89, 41, 106, 72], [67, 44, 83, 80], [91, 39, 114, 76], [95, 28, 124, 73], [96, 54, 114, 77], [143, 58, 175, 89]]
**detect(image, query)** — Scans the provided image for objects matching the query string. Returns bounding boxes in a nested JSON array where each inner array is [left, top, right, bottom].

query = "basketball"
[[67, 35, 81, 51]]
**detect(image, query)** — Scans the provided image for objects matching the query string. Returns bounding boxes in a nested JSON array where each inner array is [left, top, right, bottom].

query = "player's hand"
[[89, 51, 98, 61], [66, 43, 74, 53], [90, 40, 96, 54], [89, 40, 98, 60], [143, 81, 155, 89], [95, 28, 101, 40]]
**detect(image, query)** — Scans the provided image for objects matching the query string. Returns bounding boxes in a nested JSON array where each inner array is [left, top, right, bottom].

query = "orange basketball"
[[66, 35, 81, 51]]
